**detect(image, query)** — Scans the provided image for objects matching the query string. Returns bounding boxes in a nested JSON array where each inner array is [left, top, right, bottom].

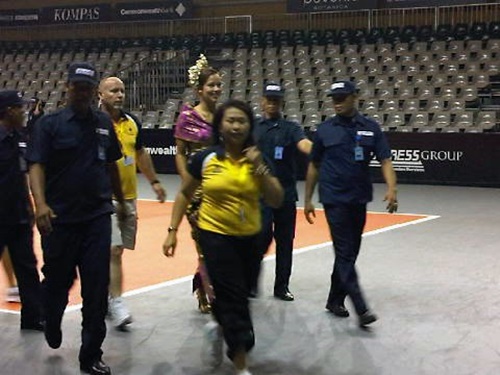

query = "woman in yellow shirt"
[[163, 100, 283, 375]]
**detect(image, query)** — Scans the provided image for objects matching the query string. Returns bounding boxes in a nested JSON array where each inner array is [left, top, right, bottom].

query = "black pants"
[[253, 202, 297, 294], [198, 229, 259, 359], [0, 223, 41, 326], [324, 203, 369, 316], [41, 214, 111, 366]]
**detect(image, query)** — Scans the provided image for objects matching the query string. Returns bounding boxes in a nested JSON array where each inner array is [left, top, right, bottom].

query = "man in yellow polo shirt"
[[99, 77, 166, 330]]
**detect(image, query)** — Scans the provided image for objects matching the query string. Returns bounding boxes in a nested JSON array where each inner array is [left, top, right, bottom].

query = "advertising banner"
[[114, 1, 193, 22], [379, 0, 490, 8], [287, 0, 377, 13], [142, 129, 178, 174], [369, 133, 500, 187], [143, 130, 500, 187], [40, 4, 112, 25], [0, 9, 39, 26]]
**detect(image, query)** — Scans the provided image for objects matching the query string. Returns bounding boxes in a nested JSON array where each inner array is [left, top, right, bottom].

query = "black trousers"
[[41, 214, 111, 365], [198, 229, 259, 359], [324, 203, 369, 316], [0, 223, 41, 326], [252, 201, 297, 293]]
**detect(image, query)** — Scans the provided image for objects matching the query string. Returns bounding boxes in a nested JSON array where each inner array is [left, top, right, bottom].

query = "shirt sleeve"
[[25, 115, 51, 164], [290, 121, 306, 144], [104, 116, 123, 163], [309, 129, 324, 164], [128, 112, 143, 150], [373, 124, 392, 161], [187, 148, 209, 180]]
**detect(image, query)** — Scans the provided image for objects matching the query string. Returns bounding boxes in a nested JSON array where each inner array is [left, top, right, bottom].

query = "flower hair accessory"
[[188, 54, 209, 87]]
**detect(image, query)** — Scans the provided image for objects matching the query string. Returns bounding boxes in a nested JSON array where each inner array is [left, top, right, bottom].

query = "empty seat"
[[385, 112, 405, 128], [453, 112, 474, 129], [431, 112, 451, 128], [476, 111, 497, 130], [409, 112, 429, 130]]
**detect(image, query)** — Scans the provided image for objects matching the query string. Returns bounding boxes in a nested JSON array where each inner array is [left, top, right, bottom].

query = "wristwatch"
[[168, 226, 177, 233]]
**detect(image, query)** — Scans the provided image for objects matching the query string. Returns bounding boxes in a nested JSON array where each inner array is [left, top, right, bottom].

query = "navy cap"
[[0, 90, 28, 111], [327, 80, 357, 96], [263, 82, 285, 97], [67, 62, 98, 85]]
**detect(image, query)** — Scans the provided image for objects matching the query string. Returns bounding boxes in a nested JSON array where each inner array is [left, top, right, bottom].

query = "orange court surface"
[[0, 200, 436, 313]]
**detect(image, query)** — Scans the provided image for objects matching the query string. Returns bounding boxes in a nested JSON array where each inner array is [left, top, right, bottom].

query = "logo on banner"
[[370, 149, 464, 173], [54, 7, 101, 22]]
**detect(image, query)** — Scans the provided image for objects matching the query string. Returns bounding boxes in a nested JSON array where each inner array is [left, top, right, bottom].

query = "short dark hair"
[[212, 99, 255, 148]]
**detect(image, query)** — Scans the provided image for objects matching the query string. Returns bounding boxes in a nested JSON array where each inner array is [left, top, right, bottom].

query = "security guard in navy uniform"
[[0, 90, 43, 331], [253, 82, 312, 301], [26, 63, 123, 375], [304, 80, 398, 328]]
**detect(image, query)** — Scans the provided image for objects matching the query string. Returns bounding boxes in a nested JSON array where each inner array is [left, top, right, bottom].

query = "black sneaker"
[[326, 304, 350, 318], [44, 322, 62, 349], [358, 311, 378, 328], [80, 359, 111, 375]]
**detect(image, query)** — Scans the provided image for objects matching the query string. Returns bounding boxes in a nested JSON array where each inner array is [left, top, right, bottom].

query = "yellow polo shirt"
[[113, 113, 142, 199], [188, 147, 262, 236]]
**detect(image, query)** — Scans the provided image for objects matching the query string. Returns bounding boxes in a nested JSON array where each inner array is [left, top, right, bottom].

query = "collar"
[[61, 106, 99, 123], [261, 114, 283, 126], [331, 111, 364, 127]]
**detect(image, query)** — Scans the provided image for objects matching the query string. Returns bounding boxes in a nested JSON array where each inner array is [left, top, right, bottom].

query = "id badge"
[[354, 146, 364, 161], [274, 146, 284, 160], [123, 155, 134, 166], [98, 145, 106, 161]]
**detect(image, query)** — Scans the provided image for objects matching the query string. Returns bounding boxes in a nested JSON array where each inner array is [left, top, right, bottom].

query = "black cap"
[[326, 80, 357, 96], [263, 82, 285, 97], [0, 90, 28, 111], [67, 62, 98, 85]]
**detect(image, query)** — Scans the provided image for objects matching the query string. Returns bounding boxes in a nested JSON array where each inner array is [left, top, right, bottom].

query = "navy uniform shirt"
[[310, 112, 392, 205], [254, 116, 306, 202], [25, 107, 122, 223], [0, 126, 30, 225]]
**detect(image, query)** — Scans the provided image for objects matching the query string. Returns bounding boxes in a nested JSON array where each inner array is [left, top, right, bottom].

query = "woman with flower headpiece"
[[174, 54, 222, 313]]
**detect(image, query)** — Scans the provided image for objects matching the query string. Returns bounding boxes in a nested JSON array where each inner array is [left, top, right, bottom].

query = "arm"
[[304, 161, 319, 224], [244, 146, 284, 208], [29, 163, 56, 235], [136, 147, 166, 202], [162, 174, 200, 257], [297, 138, 313, 155], [174, 138, 190, 181], [380, 158, 398, 213], [107, 162, 124, 204]]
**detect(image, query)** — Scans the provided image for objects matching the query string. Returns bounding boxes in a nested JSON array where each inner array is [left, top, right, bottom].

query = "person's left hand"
[[383, 189, 398, 213], [152, 182, 166, 203]]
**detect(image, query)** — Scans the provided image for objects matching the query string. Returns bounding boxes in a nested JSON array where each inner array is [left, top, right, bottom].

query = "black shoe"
[[44, 323, 62, 349], [326, 304, 349, 318], [80, 359, 111, 375], [20, 320, 45, 332], [358, 311, 378, 328], [274, 289, 295, 302]]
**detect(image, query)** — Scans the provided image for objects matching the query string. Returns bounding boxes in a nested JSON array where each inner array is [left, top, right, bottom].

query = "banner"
[[0, 9, 39, 26], [143, 130, 500, 187], [287, 0, 377, 13], [378, 0, 491, 8], [40, 4, 112, 24], [114, 1, 193, 21], [369, 133, 500, 187]]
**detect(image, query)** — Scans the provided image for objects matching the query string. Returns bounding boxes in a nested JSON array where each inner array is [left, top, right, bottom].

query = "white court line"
[[1, 213, 440, 315]]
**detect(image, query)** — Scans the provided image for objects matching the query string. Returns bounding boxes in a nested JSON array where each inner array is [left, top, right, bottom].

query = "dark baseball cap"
[[263, 82, 285, 97], [326, 80, 357, 96], [67, 62, 98, 85], [0, 90, 28, 111]]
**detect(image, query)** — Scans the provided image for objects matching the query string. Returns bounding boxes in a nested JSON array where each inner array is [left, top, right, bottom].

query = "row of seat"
[[2, 20, 500, 55]]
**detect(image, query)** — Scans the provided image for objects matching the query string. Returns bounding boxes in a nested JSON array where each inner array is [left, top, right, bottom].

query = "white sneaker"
[[6, 287, 20, 303], [202, 321, 223, 368], [108, 296, 132, 329], [236, 369, 252, 375]]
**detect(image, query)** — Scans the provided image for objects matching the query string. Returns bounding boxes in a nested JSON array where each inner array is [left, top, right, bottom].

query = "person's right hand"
[[35, 204, 57, 235], [304, 201, 316, 224], [162, 232, 177, 257]]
